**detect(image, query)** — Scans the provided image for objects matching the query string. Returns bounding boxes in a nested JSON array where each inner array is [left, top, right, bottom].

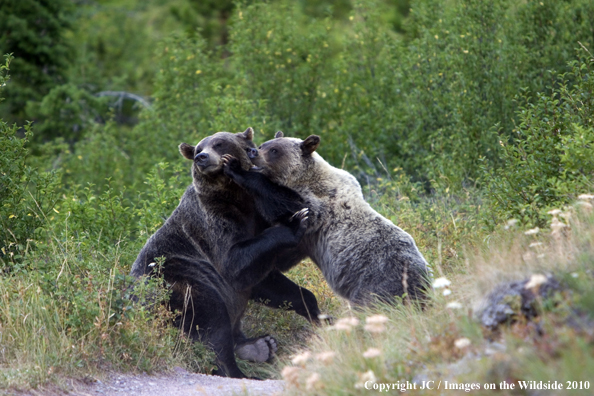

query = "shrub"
[[25, 83, 110, 142], [129, 0, 594, 191], [0, 55, 61, 270], [0, 0, 73, 124], [485, 50, 594, 226]]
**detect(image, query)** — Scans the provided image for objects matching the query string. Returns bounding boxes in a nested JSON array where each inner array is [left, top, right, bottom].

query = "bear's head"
[[179, 128, 258, 179], [252, 131, 321, 187]]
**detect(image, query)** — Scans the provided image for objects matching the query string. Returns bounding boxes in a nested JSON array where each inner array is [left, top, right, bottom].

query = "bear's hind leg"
[[235, 335, 278, 363], [167, 261, 247, 378], [252, 269, 322, 324]]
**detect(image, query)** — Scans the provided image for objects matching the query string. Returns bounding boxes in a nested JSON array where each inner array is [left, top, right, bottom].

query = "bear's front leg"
[[224, 208, 309, 291], [221, 154, 245, 182]]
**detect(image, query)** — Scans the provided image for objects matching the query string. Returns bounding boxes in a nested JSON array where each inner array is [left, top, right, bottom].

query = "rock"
[[477, 275, 561, 330]]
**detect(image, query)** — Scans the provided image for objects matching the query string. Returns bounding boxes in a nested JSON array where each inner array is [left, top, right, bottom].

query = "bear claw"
[[289, 208, 309, 239], [222, 154, 242, 177], [290, 208, 309, 221]]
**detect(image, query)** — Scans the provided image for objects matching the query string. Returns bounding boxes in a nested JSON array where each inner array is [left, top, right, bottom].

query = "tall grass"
[[281, 199, 594, 395], [0, 200, 203, 390]]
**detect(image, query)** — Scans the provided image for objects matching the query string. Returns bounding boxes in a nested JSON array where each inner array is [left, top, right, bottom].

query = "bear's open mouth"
[[249, 165, 263, 172]]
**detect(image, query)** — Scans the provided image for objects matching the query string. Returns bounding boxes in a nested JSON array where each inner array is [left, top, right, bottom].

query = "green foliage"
[[0, 240, 184, 388], [135, 162, 188, 237], [25, 83, 110, 142], [0, 0, 74, 124], [0, 158, 213, 389], [68, 0, 196, 96], [131, 0, 594, 192], [485, 52, 594, 226], [0, 55, 61, 269], [4, 0, 594, 389], [385, 0, 594, 187], [365, 174, 486, 274]]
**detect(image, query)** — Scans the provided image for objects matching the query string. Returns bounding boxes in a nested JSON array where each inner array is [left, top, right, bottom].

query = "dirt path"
[[15, 368, 285, 396]]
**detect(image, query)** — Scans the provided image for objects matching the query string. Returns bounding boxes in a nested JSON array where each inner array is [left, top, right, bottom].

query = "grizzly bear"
[[130, 128, 319, 378], [225, 131, 432, 306]]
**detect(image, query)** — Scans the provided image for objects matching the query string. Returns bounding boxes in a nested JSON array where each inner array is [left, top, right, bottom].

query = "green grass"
[[0, 217, 203, 391]]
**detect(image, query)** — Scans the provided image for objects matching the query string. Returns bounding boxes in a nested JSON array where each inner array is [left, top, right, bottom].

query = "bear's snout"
[[247, 148, 258, 159], [195, 152, 210, 164]]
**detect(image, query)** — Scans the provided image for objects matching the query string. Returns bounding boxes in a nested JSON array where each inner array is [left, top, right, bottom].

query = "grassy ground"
[[2, 183, 593, 394], [279, 197, 594, 395]]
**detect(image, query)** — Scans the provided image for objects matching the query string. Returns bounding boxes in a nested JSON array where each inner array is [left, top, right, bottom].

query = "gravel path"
[[14, 368, 285, 396]]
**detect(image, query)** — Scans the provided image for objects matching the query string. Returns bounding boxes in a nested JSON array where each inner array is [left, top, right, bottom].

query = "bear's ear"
[[241, 127, 254, 141], [179, 143, 195, 160], [275, 131, 284, 139], [301, 135, 320, 156]]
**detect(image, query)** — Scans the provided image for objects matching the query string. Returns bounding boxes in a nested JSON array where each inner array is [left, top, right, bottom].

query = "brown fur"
[[130, 128, 312, 378], [249, 132, 432, 305]]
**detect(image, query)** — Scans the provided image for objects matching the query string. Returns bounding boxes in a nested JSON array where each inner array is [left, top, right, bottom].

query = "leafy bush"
[[25, 83, 110, 142], [129, 0, 594, 192], [485, 50, 594, 226], [0, 0, 74, 124], [0, 156, 211, 389], [0, 55, 61, 270]]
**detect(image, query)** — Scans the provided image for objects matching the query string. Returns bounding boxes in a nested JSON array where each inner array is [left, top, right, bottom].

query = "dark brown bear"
[[130, 128, 320, 378]]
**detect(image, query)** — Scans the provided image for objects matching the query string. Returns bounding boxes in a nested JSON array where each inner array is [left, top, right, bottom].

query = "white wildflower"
[[355, 370, 377, 389], [281, 366, 301, 386], [364, 323, 386, 334], [328, 316, 359, 332], [524, 227, 540, 235], [291, 351, 311, 366], [315, 351, 336, 365], [365, 314, 389, 325], [454, 337, 471, 349], [337, 317, 359, 327], [559, 210, 573, 220], [525, 274, 547, 290], [505, 219, 518, 229], [432, 277, 451, 288], [550, 217, 567, 234], [547, 209, 562, 216], [446, 301, 463, 309], [362, 347, 382, 359], [578, 194, 594, 200], [442, 289, 452, 296], [305, 372, 321, 391], [328, 322, 353, 332]]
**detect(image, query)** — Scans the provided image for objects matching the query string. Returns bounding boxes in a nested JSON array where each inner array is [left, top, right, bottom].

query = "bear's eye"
[[214, 142, 223, 149], [271, 148, 278, 154]]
